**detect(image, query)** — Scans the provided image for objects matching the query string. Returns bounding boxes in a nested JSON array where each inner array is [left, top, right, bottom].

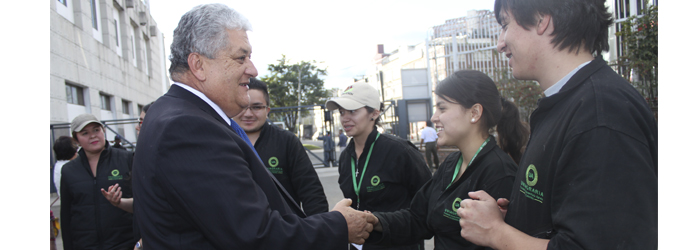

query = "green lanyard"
[[446, 137, 490, 190], [351, 132, 381, 208]]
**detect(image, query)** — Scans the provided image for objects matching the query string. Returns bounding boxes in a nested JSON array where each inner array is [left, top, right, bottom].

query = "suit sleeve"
[[154, 117, 347, 249], [288, 138, 329, 215], [547, 127, 657, 249]]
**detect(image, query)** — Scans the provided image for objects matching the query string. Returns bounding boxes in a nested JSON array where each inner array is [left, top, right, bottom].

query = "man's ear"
[[537, 14, 552, 36], [188, 53, 206, 81]]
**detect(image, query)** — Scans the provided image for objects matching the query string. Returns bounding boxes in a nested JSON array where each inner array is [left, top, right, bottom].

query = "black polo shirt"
[[338, 128, 432, 250], [254, 122, 329, 215], [505, 57, 658, 249], [370, 136, 517, 250]]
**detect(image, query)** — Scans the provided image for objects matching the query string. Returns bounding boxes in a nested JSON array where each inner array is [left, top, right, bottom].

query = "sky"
[[148, 0, 497, 90]]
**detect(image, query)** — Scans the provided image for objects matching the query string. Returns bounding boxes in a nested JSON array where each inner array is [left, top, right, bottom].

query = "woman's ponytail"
[[496, 97, 530, 164]]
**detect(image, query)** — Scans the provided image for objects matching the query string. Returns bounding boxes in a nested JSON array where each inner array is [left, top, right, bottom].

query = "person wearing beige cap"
[[60, 113, 136, 250], [327, 82, 432, 250]]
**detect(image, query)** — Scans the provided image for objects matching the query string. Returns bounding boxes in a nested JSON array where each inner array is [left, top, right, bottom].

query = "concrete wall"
[[50, 0, 168, 143]]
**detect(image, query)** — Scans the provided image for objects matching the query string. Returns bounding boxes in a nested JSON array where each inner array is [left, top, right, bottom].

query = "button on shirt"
[[420, 127, 438, 143]]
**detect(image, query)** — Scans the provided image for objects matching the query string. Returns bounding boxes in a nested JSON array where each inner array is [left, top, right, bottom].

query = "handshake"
[[331, 199, 379, 244]]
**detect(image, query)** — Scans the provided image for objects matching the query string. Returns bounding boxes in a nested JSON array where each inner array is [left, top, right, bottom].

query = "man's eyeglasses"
[[138, 118, 144, 125], [246, 105, 268, 112]]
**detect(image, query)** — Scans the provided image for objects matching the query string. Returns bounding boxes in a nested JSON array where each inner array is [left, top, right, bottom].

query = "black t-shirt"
[[371, 136, 517, 250], [254, 122, 329, 215], [338, 128, 432, 250], [505, 57, 658, 249]]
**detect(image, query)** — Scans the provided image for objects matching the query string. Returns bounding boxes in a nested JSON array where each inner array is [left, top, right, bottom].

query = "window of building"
[[65, 83, 85, 106], [131, 25, 138, 67], [90, 0, 98, 30], [137, 104, 144, 115], [100, 93, 112, 111], [142, 35, 150, 76], [122, 100, 131, 115], [113, 9, 123, 57], [56, 0, 74, 23], [114, 21, 119, 46], [89, 0, 102, 43]]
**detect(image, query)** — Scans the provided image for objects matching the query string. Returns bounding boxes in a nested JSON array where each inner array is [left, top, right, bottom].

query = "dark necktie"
[[230, 119, 305, 216], [229, 118, 262, 162]]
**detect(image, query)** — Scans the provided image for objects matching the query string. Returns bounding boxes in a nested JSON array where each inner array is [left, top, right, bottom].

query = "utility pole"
[[296, 63, 303, 138]]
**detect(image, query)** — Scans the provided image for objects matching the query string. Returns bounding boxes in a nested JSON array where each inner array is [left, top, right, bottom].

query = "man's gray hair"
[[169, 3, 252, 76]]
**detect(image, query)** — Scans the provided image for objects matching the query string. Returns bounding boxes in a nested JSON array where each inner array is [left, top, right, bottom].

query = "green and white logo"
[[268, 157, 279, 168], [371, 175, 381, 186], [526, 164, 538, 186], [108, 169, 123, 180], [519, 164, 544, 203], [366, 175, 385, 192], [452, 197, 462, 212]]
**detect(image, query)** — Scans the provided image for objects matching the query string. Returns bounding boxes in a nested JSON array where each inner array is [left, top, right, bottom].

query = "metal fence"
[[49, 118, 139, 193]]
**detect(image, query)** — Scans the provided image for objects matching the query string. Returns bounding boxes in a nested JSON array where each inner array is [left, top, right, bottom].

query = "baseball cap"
[[71, 113, 102, 133], [325, 82, 380, 111]]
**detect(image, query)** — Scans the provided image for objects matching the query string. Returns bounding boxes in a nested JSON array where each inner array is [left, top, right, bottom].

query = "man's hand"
[[101, 184, 122, 207], [497, 198, 510, 219], [365, 211, 382, 232], [457, 191, 506, 247], [332, 199, 377, 244]]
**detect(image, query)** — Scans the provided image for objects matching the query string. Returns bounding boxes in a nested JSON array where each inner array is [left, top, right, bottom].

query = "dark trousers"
[[324, 150, 336, 167], [425, 141, 439, 169]]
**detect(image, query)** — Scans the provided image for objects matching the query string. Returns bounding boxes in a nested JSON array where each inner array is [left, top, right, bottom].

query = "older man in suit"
[[132, 4, 375, 249]]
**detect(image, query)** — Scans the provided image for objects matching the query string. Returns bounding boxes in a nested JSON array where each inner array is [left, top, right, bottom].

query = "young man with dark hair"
[[457, 0, 658, 249], [232, 78, 330, 215]]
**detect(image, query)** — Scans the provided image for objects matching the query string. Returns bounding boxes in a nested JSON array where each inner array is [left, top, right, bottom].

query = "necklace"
[[351, 132, 381, 208]]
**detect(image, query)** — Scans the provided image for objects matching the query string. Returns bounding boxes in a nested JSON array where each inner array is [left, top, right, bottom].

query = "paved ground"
[[315, 167, 435, 250], [50, 141, 435, 250]]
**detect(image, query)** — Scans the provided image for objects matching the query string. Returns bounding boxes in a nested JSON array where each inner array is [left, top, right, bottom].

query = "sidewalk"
[[307, 148, 343, 168]]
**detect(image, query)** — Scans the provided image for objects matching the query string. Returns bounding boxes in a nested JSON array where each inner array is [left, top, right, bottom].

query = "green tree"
[[260, 55, 331, 133], [613, 3, 658, 118], [493, 67, 543, 123]]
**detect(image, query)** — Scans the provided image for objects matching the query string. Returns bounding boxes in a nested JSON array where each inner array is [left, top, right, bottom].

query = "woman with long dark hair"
[[367, 70, 529, 249]]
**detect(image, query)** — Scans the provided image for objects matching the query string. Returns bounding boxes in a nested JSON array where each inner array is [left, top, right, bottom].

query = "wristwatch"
[[135, 241, 143, 249]]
